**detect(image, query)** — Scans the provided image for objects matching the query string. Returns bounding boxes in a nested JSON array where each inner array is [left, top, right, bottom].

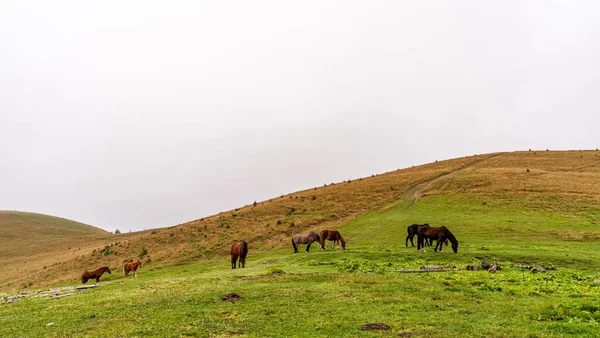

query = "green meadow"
[[2, 194, 600, 337]]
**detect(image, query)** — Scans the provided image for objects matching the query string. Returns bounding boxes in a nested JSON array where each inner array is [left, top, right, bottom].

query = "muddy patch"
[[219, 293, 243, 303]]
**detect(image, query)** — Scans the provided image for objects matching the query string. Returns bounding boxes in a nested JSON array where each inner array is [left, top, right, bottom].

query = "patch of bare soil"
[[360, 323, 390, 331], [219, 293, 243, 303]]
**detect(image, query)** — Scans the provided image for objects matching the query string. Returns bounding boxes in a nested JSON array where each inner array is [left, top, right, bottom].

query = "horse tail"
[[241, 241, 248, 258], [319, 230, 326, 249]]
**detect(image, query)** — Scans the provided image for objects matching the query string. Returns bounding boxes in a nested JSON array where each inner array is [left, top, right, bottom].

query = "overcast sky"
[[1, 1, 599, 232]]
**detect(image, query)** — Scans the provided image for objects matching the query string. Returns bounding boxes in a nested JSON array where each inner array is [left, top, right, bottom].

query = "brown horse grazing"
[[230, 241, 248, 269], [406, 223, 430, 247], [320, 230, 346, 250], [417, 226, 459, 253], [123, 259, 142, 278], [406, 223, 446, 248], [81, 266, 111, 284], [292, 232, 321, 253]]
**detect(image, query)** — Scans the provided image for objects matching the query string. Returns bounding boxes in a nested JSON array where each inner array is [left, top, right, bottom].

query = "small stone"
[[46, 322, 54, 326]]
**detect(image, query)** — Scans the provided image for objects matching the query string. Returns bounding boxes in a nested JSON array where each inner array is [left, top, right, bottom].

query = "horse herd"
[[80, 259, 142, 284], [80, 224, 458, 282], [231, 225, 458, 269]]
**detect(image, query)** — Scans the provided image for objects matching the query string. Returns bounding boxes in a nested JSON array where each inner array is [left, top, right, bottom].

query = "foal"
[[123, 259, 142, 278]]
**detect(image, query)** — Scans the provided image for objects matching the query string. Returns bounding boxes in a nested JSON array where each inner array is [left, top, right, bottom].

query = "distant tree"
[[114, 229, 121, 234]]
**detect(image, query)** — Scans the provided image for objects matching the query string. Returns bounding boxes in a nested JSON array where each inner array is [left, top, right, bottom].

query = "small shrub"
[[526, 168, 530, 172], [311, 195, 316, 200], [139, 247, 148, 257], [267, 268, 286, 275], [253, 201, 257, 207], [276, 220, 282, 225], [114, 229, 121, 234]]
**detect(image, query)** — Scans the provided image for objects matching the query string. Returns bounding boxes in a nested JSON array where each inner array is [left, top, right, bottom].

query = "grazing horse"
[[230, 241, 248, 269], [320, 230, 346, 250], [406, 223, 430, 247], [292, 232, 321, 253], [81, 266, 111, 284], [406, 223, 446, 248], [123, 259, 142, 278], [417, 226, 459, 253]]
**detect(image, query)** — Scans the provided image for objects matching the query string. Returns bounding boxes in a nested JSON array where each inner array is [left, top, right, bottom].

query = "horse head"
[[106, 267, 112, 274], [451, 241, 459, 253]]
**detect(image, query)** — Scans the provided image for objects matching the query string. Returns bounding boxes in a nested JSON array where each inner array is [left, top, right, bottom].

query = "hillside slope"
[[0, 211, 144, 290], [4, 150, 600, 291]]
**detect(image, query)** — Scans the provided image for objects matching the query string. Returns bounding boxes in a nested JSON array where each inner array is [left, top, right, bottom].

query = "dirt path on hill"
[[404, 153, 505, 203]]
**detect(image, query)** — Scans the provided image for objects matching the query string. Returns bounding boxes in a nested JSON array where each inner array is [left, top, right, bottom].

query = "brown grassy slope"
[[0, 211, 146, 290], [13, 153, 498, 291], [423, 151, 600, 204]]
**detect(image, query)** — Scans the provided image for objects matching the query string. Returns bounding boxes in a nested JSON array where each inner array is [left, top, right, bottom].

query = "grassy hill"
[[1, 150, 600, 336], [12, 152, 501, 290], [4, 150, 600, 291], [0, 211, 146, 290]]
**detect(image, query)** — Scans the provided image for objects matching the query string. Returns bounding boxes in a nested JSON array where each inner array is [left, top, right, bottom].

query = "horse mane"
[[445, 229, 458, 245]]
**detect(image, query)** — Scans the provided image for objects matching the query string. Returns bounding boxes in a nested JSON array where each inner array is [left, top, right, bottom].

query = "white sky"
[[1, 1, 599, 232]]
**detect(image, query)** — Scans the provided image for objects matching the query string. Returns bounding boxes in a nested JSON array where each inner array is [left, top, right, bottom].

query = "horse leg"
[[292, 239, 298, 254], [306, 242, 312, 253], [434, 238, 442, 252]]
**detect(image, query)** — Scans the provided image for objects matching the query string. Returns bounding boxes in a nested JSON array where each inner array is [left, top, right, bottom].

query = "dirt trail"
[[404, 153, 505, 203]]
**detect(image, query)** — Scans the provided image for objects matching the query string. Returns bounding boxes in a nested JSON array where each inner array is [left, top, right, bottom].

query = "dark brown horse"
[[123, 259, 142, 278], [406, 223, 430, 247], [230, 241, 248, 269], [417, 226, 458, 253], [81, 266, 111, 284], [320, 230, 346, 250], [292, 232, 321, 253]]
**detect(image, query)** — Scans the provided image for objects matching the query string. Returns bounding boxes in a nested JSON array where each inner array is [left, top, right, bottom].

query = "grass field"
[[2, 192, 600, 337]]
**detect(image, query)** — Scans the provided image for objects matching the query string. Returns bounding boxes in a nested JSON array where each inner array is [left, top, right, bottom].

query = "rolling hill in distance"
[[2, 150, 599, 292]]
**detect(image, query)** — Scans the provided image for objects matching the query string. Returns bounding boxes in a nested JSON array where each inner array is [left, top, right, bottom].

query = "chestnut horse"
[[292, 231, 321, 253], [123, 259, 142, 278], [230, 241, 248, 269], [417, 226, 459, 253], [320, 230, 346, 250], [81, 266, 111, 284]]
